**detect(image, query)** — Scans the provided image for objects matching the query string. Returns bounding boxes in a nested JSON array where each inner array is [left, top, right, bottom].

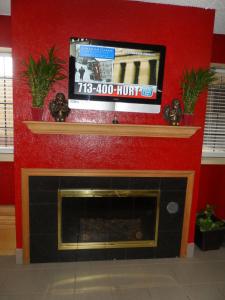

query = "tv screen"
[[68, 37, 166, 114]]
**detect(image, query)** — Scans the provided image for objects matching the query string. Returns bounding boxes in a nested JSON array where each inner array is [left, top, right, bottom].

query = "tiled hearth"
[[21, 169, 194, 264]]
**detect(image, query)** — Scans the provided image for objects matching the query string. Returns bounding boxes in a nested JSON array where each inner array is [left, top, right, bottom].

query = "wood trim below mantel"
[[23, 121, 201, 138], [21, 168, 195, 264], [0, 205, 16, 255]]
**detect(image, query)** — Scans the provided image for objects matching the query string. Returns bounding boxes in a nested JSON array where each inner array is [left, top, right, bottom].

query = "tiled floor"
[[0, 247, 225, 299]]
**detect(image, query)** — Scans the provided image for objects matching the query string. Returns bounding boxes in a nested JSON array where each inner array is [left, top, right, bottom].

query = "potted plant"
[[181, 68, 215, 125], [195, 204, 225, 251], [22, 46, 66, 120]]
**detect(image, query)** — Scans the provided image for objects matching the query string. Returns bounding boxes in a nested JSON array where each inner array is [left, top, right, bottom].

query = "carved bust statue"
[[163, 99, 182, 126], [49, 93, 70, 122]]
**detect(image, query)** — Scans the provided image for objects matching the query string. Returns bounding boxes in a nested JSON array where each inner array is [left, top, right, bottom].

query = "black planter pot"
[[195, 225, 225, 251]]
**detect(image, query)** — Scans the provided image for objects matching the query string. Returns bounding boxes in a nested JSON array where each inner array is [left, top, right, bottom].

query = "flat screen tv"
[[68, 37, 166, 114]]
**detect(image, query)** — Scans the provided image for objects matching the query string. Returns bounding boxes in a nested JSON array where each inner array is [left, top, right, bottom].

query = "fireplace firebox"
[[58, 189, 160, 250]]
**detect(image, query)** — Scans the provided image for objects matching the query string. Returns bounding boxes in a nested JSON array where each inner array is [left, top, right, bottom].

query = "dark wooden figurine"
[[163, 99, 182, 126], [49, 93, 70, 122]]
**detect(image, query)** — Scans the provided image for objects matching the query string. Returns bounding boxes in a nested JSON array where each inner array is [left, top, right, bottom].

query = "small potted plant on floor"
[[22, 46, 66, 120], [195, 204, 225, 251], [181, 68, 215, 125]]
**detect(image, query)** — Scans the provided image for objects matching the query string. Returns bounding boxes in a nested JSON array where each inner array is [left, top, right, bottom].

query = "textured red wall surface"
[[199, 165, 225, 219], [0, 162, 14, 204], [12, 0, 215, 248], [211, 34, 225, 64], [0, 16, 11, 47]]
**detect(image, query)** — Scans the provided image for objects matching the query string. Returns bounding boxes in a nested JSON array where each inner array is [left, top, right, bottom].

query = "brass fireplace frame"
[[58, 189, 160, 250], [22, 169, 195, 264]]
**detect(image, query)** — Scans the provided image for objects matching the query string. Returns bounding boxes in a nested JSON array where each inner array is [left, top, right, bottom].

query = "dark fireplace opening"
[[59, 190, 159, 250], [29, 176, 187, 263]]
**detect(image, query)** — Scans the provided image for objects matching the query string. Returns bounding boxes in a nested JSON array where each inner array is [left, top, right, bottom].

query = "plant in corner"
[[181, 68, 215, 125], [195, 204, 225, 251], [22, 46, 66, 120]]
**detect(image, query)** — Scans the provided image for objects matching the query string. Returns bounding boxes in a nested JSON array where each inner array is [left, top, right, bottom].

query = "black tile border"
[[29, 176, 187, 263]]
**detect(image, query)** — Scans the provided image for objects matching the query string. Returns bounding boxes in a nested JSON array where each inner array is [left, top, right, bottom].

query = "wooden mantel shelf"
[[23, 121, 201, 138]]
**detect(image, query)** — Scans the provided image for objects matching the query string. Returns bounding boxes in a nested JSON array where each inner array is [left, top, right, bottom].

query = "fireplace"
[[58, 189, 160, 250], [22, 169, 194, 264]]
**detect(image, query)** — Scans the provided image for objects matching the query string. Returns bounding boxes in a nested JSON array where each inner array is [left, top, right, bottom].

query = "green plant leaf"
[[21, 47, 66, 107], [181, 68, 215, 114], [196, 204, 225, 231]]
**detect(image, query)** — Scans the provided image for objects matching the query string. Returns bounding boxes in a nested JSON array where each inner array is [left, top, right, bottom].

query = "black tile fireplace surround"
[[29, 176, 187, 263]]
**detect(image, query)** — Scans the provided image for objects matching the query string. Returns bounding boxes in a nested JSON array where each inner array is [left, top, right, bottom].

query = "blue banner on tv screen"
[[80, 45, 115, 59]]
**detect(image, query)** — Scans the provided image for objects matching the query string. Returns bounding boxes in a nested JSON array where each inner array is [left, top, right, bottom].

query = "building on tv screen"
[[74, 44, 159, 100]]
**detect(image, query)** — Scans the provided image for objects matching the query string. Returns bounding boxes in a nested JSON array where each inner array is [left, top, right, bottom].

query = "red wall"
[[0, 162, 14, 204], [199, 165, 225, 219], [0, 16, 11, 47], [12, 0, 215, 248], [0, 16, 14, 205], [198, 33, 225, 219], [211, 34, 225, 64]]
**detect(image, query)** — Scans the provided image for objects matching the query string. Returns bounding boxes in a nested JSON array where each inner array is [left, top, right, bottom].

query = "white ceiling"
[[0, 0, 224, 34], [131, 0, 225, 34]]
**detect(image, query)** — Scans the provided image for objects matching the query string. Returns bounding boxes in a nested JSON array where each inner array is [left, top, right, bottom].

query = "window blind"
[[202, 69, 225, 157], [0, 52, 13, 152]]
